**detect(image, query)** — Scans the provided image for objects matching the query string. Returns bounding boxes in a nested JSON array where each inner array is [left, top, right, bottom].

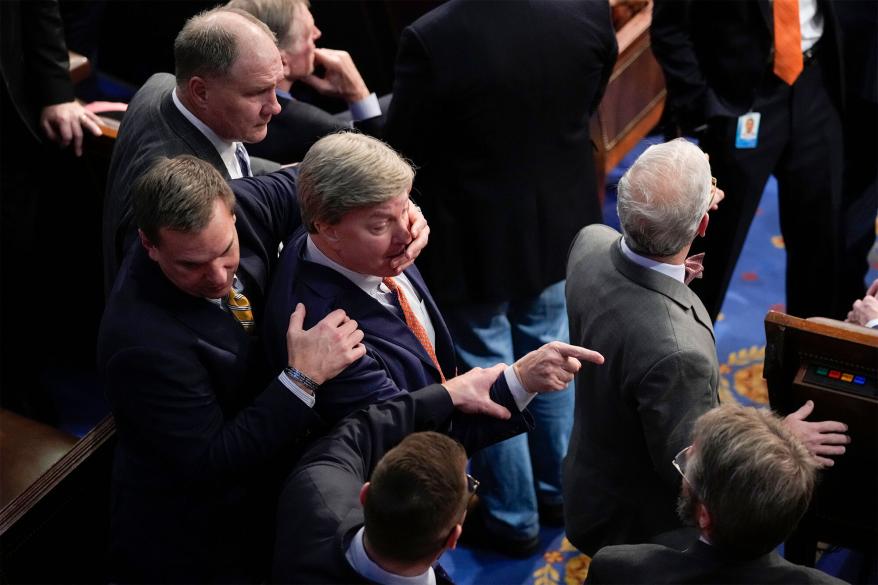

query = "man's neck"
[[641, 245, 692, 266], [363, 533, 434, 577]]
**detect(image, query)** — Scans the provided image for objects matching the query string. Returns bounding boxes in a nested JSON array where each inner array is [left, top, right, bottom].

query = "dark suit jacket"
[[263, 228, 458, 424], [0, 0, 74, 143], [563, 225, 719, 556], [586, 540, 847, 584], [247, 92, 384, 165], [384, 0, 617, 305], [98, 169, 314, 583], [102, 72, 280, 292], [272, 384, 529, 583], [651, 0, 843, 132]]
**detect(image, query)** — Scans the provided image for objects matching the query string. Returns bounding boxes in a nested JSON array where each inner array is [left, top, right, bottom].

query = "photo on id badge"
[[736, 112, 760, 149]]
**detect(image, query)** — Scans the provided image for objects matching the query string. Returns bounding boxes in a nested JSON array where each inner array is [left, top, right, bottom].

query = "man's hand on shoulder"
[[301, 48, 369, 104], [443, 364, 512, 421], [514, 341, 604, 393], [783, 400, 850, 467], [286, 303, 366, 386]]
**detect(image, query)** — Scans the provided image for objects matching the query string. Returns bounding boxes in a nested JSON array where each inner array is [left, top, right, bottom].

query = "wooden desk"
[[590, 1, 666, 198]]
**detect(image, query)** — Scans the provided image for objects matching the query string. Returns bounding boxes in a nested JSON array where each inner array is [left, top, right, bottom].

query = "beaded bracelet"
[[284, 367, 320, 393]]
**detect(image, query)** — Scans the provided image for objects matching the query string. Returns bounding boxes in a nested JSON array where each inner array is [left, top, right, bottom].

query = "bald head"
[[174, 7, 278, 86], [616, 138, 713, 257]]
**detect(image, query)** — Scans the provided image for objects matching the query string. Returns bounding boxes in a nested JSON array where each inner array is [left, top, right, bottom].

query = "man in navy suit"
[[262, 132, 604, 426]]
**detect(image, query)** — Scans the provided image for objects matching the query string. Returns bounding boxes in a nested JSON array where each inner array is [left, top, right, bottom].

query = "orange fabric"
[[773, 0, 803, 85], [382, 277, 446, 382], [228, 286, 255, 334]]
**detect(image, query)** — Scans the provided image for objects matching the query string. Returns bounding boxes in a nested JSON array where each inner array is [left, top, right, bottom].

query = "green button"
[[816, 367, 828, 375]]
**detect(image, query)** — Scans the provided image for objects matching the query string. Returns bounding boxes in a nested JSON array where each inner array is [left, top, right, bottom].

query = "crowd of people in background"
[[1, 0, 875, 583]]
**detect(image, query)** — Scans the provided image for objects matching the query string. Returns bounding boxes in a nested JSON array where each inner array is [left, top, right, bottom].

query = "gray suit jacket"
[[586, 540, 847, 584], [563, 224, 719, 556], [102, 73, 279, 292]]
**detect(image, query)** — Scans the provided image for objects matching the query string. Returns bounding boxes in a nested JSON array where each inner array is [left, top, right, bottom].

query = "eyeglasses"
[[466, 473, 480, 498], [672, 445, 695, 489]]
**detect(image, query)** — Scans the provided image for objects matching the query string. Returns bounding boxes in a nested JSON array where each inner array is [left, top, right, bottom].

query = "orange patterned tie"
[[773, 0, 803, 85], [382, 277, 446, 382]]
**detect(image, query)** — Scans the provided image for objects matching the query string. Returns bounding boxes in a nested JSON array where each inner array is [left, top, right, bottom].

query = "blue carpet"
[[444, 135, 878, 584]]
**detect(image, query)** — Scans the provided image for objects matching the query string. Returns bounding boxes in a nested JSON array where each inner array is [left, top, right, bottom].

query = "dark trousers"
[[691, 50, 844, 320]]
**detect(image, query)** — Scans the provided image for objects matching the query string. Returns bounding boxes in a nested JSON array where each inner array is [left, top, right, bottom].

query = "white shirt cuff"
[[504, 366, 535, 411], [865, 317, 878, 329], [348, 92, 381, 121], [277, 372, 316, 407]]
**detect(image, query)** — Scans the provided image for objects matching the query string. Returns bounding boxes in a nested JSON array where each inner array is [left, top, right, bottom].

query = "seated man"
[[262, 131, 603, 424], [273, 364, 543, 583], [228, 0, 389, 164], [586, 403, 847, 584]]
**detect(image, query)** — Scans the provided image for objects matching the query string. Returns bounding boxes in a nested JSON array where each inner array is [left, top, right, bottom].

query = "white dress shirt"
[[345, 527, 436, 585], [620, 238, 686, 284]]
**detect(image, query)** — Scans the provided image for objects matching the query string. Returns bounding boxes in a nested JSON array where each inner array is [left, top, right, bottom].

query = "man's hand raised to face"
[[286, 303, 366, 386], [514, 341, 605, 393], [389, 204, 429, 275]]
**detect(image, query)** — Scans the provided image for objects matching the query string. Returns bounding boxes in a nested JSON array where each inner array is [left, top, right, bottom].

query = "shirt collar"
[[345, 526, 436, 585], [171, 88, 245, 178], [305, 235, 385, 295], [620, 237, 686, 284], [275, 88, 293, 101]]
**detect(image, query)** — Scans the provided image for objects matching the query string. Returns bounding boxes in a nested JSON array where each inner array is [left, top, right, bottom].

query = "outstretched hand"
[[783, 400, 849, 467], [40, 101, 103, 157], [514, 341, 605, 393], [286, 303, 365, 387], [443, 363, 512, 421]]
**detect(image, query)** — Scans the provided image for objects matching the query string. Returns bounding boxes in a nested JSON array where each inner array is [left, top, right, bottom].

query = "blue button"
[[853, 376, 866, 385]]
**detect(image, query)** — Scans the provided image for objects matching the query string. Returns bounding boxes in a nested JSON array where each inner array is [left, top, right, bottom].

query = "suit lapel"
[[294, 238, 446, 381], [158, 82, 231, 180], [609, 238, 715, 342], [402, 266, 458, 376]]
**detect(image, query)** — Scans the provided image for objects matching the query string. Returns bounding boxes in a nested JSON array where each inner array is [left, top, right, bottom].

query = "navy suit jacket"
[[98, 169, 314, 583], [263, 228, 523, 426]]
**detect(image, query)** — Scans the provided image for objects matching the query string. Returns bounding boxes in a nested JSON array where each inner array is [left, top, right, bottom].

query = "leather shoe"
[[460, 504, 540, 558]]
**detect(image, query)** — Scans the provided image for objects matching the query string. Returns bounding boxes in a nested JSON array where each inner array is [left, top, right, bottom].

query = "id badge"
[[735, 112, 760, 149]]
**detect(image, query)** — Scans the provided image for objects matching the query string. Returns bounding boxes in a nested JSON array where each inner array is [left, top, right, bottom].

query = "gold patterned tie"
[[773, 0, 803, 85], [227, 278, 254, 334], [382, 277, 446, 382]]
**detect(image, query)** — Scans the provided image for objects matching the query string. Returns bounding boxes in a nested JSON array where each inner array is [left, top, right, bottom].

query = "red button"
[[828, 370, 841, 379]]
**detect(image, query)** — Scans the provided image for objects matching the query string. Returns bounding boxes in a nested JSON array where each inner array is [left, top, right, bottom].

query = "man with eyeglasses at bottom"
[[586, 403, 846, 584], [272, 365, 528, 584]]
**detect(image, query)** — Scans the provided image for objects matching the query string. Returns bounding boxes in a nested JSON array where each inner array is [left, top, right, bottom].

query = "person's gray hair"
[[686, 403, 818, 559], [225, 0, 309, 49], [174, 7, 277, 85], [132, 155, 236, 244], [298, 132, 415, 233], [616, 138, 712, 257]]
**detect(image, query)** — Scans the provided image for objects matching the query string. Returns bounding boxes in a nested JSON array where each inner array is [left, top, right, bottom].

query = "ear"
[[139, 229, 160, 261], [696, 502, 712, 532], [279, 48, 293, 80], [696, 213, 709, 238], [359, 482, 370, 507], [187, 76, 209, 111], [445, 523, 463, 551], [315, 220, 340, 242]]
